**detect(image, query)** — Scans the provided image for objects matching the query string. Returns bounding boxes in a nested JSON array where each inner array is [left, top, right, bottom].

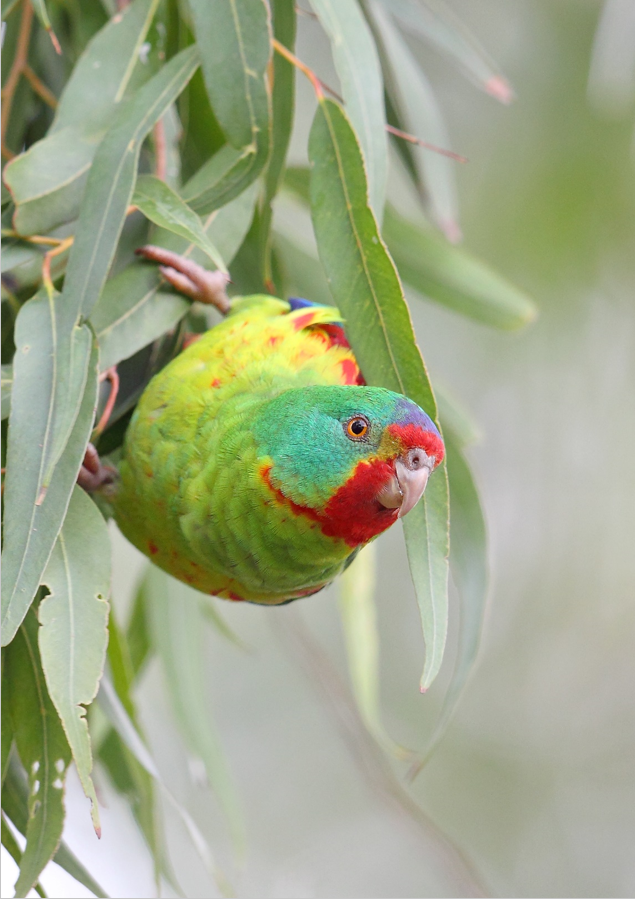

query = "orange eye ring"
[[346, 416, 369, 440]]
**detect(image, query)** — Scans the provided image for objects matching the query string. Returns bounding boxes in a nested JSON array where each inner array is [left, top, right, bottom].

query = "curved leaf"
[[61, 45, 199, 329], [39, 486, 111, 836], [4, 608, 72, 898], [1, 308, 98, 646], [133, 174, 227, 271], [311, 0, 388, 218], [338, 544, 415, 760], [309, 98, 449, 690], [3, 0, 161, 236], [1, 363, 12, 420], [146, 568, 245, 854], [381, 0, 513, 102], [91, 181, 258, 371], [368, 0, 459, 240], [384, 205, 537, 329]]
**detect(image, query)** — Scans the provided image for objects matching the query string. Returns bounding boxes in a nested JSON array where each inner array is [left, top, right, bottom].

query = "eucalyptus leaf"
[[381, 0, 513, 102], [4, 608, 72, 898], [3, 0, 161, 236], [311, 0, 388, 219], [184, 0, 271, 212], [1, 756, 109, 898], [338, 544, 414, 760], [368, 0, 460, 240], [146, 568, 245, 853], [384, 206, 537, 329], [1, 311, 98, 646], [39, 487, 111, 836], [98, 676, 230, 894], [92, 182, 258, 371], [309, 98, 450, 690], [1, 363, 12, 420], [133, 174, 227, 271]]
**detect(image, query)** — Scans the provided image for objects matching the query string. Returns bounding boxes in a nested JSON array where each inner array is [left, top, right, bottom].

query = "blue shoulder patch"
[[287, 297, 318, 312]]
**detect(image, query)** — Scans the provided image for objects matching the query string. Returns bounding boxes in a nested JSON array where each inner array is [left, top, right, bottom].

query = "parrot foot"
[[135, 245, 231, 314], [78, 443, 116, 493]]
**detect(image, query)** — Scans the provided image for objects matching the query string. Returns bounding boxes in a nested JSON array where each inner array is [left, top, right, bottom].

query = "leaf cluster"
[[1, 0, 534, 894]]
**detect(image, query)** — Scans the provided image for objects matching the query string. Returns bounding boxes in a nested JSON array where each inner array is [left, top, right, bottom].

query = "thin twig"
[[1, 228, 66, 247], [1, 0, 34, 159], [386, 124, 468, 163], [93, 368, 120, 438], [22, 64, 58, 109], [41, 236, 73, 293], [272, 38, 326, 100], [153, 118, 167, 181]]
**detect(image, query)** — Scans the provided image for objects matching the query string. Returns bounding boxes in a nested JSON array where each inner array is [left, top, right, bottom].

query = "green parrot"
[[105, 247, 445, 605]]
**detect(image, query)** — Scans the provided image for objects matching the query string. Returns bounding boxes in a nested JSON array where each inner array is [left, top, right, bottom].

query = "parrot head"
[[253, 385, 444, 548]]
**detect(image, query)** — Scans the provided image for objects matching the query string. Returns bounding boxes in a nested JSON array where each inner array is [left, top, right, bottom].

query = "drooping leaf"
[[60, 44, 199, 329], [338, 544, 414, 760], [311, 0, 388, 219], [410, 432, 488, 775], [1, 756, 109, 899], [1, 656, 14, 786], [4, 608, 72, 898], [309, 98, 450, 690], [1, 320, 98, 646], [91, 181, 258, 371], [1, 363, 12, 420], [368, 0, 460, 240], [0, 817, 46, 899], [145, 567, 245, 853], [384, 205, 537, 329], [132, 174, 227, 271], [98, 676, 229, 894], [3, 0, 162, 236], [183, 0, 272, 211], [188, 0, 271, 150], [37, 486, 110, 836], [380, 0, 514, 102], [435, 382, 481, 449], [261, 0, 297, 286]]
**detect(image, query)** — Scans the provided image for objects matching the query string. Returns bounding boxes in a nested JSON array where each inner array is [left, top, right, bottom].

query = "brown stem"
[[41, 236, 73, 292], [153, 117, 167, 181], [22, 64, 58, 108], [1, 0, 34, 159], [93, 368, 120, 438], [386, 124, 468, 163], [272, 38, 327, 100]]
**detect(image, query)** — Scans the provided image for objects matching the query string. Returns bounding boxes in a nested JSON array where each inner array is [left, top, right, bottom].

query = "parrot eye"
[[345, 416, 370, 440]]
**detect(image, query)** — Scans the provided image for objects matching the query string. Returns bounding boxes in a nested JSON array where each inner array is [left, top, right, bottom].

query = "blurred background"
[[4, 0, 634, 896]]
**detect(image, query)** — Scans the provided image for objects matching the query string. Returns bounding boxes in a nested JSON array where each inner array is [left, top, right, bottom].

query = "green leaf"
[[410, 433, 488, 774], [435, 382, 481, 449], [309, 98, 450, 690], [2, 756, 109, 898], [311, 0, 388, 219], [146, 568, 245, 853], [1, 657, 14, 786], [338, 544, 414, 760], [1, 0, 21, 20], [183, 0, 272, 213], [91, 182, 258, 371], [1, 362, 12, 420], [188, 0, 271, 150], [4, 608, 72, 898], [132, 174, 227, 271], [1, 816, 46, 898], [384, 205, 537, 329], [1, 310, 98, 646], [98, 676, 230, 895], [3, 0, 162, 236], [381, 0, 513, 102], [261, 0, 297, 286], [368, 1, 459, 240], [61, 45, 199, 328], [38, 487, 111, 836]]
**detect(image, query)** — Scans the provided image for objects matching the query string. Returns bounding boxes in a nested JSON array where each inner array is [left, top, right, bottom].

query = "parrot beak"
[[377, 448, 433, 518]]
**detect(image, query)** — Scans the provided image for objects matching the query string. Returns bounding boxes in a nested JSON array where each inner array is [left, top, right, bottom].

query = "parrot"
[[104, 246, 445, 606]]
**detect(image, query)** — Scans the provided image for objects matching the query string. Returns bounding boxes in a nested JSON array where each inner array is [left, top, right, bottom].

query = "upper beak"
[[377, 448, 433, 518]]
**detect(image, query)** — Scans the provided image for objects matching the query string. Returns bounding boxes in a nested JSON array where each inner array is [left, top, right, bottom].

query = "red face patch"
[[386, 423, 445, 467]]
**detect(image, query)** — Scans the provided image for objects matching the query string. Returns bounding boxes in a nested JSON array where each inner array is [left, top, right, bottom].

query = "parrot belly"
[[114, 297, 362, 604]]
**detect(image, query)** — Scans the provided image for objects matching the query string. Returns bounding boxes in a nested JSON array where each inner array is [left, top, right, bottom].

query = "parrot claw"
[[135, 245, 231, 314], [78, 443, 116, 493]]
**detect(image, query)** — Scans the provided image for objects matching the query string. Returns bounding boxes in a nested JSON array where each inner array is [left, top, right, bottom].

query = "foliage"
[[1, 0, 534, 894]]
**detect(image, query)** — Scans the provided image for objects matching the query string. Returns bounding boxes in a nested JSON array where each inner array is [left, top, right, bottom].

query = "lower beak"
[[377, 457, 431, 518]]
